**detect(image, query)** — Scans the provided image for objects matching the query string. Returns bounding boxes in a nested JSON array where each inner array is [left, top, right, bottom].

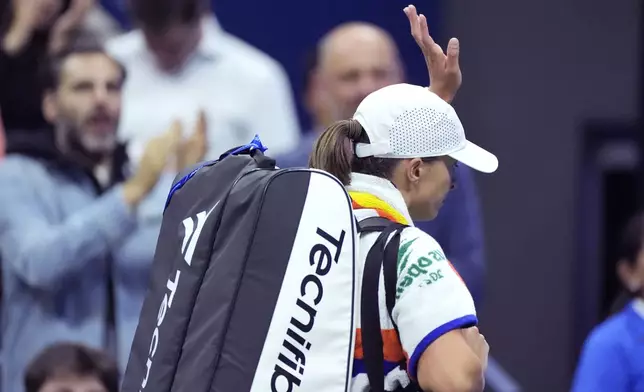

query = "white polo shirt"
[[348, 173, 478, 391], [106, 15, 300, 217]]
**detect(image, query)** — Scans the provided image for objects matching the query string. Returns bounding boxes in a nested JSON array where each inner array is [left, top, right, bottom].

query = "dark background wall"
[[445, 0, 640, 390]]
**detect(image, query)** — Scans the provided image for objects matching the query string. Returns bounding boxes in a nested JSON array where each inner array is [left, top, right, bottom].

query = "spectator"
[[275, 22, 487, 303], [106, 0, 300, 212], [0, 39, 205, 392], [25, 342, 118, 392], [0, 0, 117, 152], [571, 212, 644, 391]]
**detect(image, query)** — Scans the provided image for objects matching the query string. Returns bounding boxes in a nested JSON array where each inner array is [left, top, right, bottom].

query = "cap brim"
[[448, 140, 498, 173]]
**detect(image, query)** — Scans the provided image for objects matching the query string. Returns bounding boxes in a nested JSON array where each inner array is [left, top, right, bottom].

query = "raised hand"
[[49, 0, 94, 54], [123, 121, 182, 206], [2, 0, 45, 54], [403, 4, 462, 103]]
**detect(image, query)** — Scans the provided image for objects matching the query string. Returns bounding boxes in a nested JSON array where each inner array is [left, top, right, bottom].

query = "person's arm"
[[417, 329, 486, 392], [113, 218, 162, 273], [393, 228, 487, 392], [0, 125, 181, 289], [2, 0, 40, 56], [418, 165, 486, 304], [571, 325, 628, 392], [246, 61, 300, 156], [0, 166, 137, 290]]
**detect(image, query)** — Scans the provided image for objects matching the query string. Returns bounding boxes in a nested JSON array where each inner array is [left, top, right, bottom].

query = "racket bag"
[[120, 136, 358, 392]]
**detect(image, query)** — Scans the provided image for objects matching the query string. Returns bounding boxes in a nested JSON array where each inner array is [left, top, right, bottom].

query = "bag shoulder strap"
[[357, 216, 397, 234], [359, 216, 411, 392]]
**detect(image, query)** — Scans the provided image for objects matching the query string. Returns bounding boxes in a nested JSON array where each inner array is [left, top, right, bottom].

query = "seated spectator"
[[276, 22, 487, 304], [106, 0, 300, 215], [0, 0, 115, 152], [25, 342, 118, 392], [0, 38, 205, 392], [571, 212, 644, 391]]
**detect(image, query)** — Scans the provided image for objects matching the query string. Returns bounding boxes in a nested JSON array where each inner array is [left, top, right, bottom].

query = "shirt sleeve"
[[0, 163, 137, 290], [391, 227, 478, 379]]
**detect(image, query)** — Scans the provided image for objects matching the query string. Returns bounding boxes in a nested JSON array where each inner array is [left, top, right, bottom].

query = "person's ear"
[[617, 260, 641, 293], [42, 90, 58, 124], [406, 158, 424, 184]]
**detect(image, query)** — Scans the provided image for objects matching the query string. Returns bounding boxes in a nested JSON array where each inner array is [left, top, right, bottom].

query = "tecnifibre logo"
[[181, 201, 219, 266], [139, 201, 219, 391], [270, 227, 346, 392]]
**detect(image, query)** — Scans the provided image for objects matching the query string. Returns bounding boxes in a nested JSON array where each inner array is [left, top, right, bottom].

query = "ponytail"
[[309, 119, 363, 185], [309, 119, 398, 185]]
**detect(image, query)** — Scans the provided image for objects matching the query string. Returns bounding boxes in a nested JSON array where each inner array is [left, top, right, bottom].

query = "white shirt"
[[348, 173, 477, 391], [634, 298, 644, 320], [106, 15, 300, 217]]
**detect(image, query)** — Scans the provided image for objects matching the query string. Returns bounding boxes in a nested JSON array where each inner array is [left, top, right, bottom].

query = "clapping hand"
[[177, 110, 208, 171]]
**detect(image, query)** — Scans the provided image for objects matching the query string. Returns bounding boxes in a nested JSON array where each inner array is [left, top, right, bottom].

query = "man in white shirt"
[[105, 0, 300, 214]]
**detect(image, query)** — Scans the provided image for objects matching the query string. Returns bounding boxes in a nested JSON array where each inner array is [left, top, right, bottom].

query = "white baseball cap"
[[353, 83, 498, 173]]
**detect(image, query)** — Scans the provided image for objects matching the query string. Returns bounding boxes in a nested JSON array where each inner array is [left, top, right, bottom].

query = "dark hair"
[[25, 342, 119, 392], [309, 119, 398, 185], [129, 0, 208, 32], [608, 212, 644, 314], [41, 33, 127, 90], [616, 212, 644, 267]]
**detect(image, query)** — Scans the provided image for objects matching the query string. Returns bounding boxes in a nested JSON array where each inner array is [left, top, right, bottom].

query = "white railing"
[[485, 356, 522, 392]]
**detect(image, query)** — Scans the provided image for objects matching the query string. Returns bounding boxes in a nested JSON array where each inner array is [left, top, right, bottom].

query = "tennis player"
[[308, 5, 498, 392]]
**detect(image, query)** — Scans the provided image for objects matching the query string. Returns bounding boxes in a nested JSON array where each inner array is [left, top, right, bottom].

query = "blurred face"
[[38, 375, 107, 392], [143, 23, 202, 73], [618, 246, 644, 298], [315, 25, 403, 124], [44, 52, 123, 157], [394, 157, 458, 221]]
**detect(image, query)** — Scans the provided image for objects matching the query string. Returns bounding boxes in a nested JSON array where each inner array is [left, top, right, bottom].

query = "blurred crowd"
[[0, 1, 642, 392]]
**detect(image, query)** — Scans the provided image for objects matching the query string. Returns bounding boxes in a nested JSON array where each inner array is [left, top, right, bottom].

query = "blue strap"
[[220, 134, 268, 159], [163, 135, 268, 211]]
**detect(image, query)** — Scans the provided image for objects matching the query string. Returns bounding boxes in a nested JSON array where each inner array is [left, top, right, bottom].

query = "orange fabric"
[[349, 191, 409, 225], [351, 199, 401, 224], [354, 328, 406, 362]]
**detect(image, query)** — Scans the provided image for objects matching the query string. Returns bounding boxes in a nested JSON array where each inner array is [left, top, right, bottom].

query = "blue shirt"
[[275, 131, 487, 304], [572, 300, 644, 392], [0, 154, 160, 392]]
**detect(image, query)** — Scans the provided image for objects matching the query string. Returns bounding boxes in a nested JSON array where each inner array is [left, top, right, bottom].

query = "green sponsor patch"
[[396, 238, 446, 299]]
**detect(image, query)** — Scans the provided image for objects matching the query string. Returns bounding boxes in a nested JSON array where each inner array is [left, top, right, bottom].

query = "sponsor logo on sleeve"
[[396, 237, 447, 299]]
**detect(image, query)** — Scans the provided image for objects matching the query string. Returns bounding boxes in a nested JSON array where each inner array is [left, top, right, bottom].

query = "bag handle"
[[165, 135, 274, 210]]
